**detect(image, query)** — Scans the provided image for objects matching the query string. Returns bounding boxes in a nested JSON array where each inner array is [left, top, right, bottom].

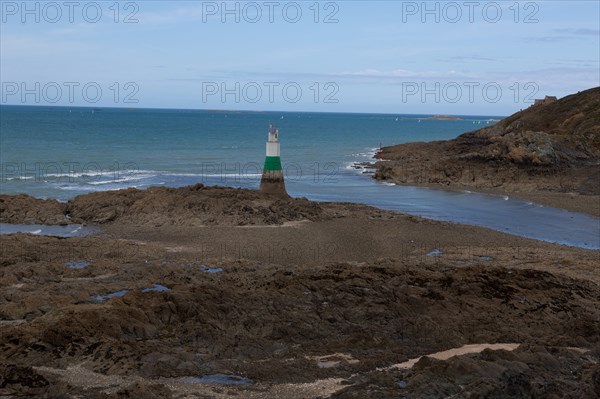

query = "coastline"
[[369, 87, 600, 219], [371, 178, 600, 218], [3, 178, 598, 249], [459, 187, 600, 218]]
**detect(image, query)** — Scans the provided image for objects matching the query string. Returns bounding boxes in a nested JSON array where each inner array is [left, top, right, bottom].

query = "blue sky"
[[1, 0, 599, 115]]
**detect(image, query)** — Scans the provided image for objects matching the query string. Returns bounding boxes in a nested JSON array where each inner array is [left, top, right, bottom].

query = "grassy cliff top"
[[463, 86, 600, 155]]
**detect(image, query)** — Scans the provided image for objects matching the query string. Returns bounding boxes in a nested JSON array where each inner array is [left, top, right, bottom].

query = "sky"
[[1, 0, 599, 115]]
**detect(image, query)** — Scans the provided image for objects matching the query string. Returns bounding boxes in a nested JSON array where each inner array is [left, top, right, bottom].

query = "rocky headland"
[[373, 87, 600, 216]]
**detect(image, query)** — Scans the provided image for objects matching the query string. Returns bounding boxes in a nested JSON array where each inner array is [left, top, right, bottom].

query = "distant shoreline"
[[0, 104, 507, 119], [426, 115, 463, 120]]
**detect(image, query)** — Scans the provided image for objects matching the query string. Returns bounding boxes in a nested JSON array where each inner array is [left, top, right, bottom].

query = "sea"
[[1, 105, 598, 250]]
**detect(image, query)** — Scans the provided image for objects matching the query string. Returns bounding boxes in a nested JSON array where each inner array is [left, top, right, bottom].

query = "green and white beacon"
[[260, 123, 288, 196]]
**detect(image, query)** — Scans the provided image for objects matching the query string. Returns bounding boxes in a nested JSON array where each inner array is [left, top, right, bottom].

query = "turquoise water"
[[0, 105, 487, 197], [1, 105, 598, 249]]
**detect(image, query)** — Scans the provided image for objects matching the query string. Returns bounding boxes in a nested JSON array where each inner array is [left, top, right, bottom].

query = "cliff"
[[374, 87, 600, 209]]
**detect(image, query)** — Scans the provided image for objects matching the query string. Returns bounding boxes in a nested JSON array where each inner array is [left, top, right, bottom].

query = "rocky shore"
[[0, 184, 334, 227], [372, 87, 600, 216], [1, 185, 599, 398]]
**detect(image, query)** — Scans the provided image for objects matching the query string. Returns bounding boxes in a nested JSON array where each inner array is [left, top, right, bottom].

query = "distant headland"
[[426, 115, 463, 120], [373, 87, 600, 216]]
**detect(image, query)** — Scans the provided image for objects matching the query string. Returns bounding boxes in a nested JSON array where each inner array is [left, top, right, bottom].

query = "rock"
[[0, 186, 332, 226], [0, 195, 68, 225], [372, 87, 600, 197]]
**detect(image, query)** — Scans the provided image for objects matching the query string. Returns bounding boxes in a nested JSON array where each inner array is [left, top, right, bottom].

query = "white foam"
[[56, 185, 119, 192], [201, 173, 262, 178], [156, 172, 262, 178], [42, 169, 156, 179], [4, 176, 34, 181], [88, 175, 153, 185]]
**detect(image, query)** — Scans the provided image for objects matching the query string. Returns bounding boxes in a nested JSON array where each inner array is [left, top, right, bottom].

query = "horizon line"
[[0, 104, 509, 119]]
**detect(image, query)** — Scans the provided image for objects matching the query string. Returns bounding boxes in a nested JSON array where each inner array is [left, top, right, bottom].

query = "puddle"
[[162, 261, 223, 273], [178, 374, 252, 385], [93, 290, 129, 302], [0, 223, 99, 238], [142, 284, 171, 293], [316, 360, 341, 369], [199, 264, 223, 273], [161, 260, 178, 265], [307, 353, 359, 369], [426, 249, 443, 256], [479, 256, 493, 261], [65, 260, 92, 269]]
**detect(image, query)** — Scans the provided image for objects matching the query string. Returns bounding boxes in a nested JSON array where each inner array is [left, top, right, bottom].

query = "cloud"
[[327, 67, 599, 92], [163, 69, 336, 82], [545, 59, 599, 68], [180, 66, 596, 91], [334, 69, 478, 80], [438, 56, 498, 62], [525, 27, 600, 43], [553, 28, 600, 36], [489, 68, 599, 91], [523, 36, 578, 43]]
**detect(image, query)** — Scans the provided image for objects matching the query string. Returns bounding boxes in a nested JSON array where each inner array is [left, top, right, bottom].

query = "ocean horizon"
[[0, 104, 504, 199]]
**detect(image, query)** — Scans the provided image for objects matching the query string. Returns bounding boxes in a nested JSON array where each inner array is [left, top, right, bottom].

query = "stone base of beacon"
[[260, 124, 288, 196], [260, 161, 287, 196]]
